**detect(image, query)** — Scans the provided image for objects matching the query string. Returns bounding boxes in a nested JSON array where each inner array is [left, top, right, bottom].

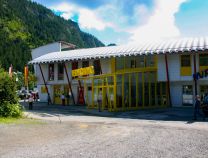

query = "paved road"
[[0, 103, 208, 158]]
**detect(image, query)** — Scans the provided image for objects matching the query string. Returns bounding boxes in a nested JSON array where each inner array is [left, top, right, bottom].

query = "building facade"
[[30, 38, 208, 111]]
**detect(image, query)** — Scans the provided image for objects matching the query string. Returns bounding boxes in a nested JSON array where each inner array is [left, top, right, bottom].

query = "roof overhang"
[[29, 37, 208, 65]]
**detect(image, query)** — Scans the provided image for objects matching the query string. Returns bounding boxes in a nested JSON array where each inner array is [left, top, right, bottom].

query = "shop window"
[[116, 57, 124, 70], [93, 60, 101, 75], [182, 85, 193, 105], [125, 56, 136, 69], [48, 64, 54, 81], [58, 63, 64, 80], [136, 56, 145, 68], [180, 55, 191, 76], [82, 61, 89, 68], [146, 56, 155, 67], [199, 54, 208, 66]]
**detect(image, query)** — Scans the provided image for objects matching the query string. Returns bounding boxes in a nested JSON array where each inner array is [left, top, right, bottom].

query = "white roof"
[[29, 37, 208, 64]]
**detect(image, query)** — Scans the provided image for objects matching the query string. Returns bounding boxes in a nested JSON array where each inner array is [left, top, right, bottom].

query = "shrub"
[[0, 101, 23, 118], [0, 66, 23, 118]]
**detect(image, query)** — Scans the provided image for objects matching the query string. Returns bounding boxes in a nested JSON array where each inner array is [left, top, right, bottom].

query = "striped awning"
[[29, 37, 208, 64]]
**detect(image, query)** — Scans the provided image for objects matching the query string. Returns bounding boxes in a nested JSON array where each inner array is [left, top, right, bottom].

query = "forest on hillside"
[[0, 0, 104, 71]]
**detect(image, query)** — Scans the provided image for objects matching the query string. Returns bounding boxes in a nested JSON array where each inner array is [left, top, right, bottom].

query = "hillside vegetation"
[[0, 0, 104, 71]]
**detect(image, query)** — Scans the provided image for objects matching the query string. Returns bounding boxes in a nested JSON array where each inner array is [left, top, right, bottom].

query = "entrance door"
[[54, 85, 62, 104], [93, 86, 108, 110]]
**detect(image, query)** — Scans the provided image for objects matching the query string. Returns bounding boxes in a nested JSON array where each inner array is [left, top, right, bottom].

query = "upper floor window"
[[93, 60, 101, 75], [72, 61, 78, 79], [115, 55, 155, 71], [82, 61, 89, 68], [116, 57, 124, 70], [136, 56, 145, 68], [181, 55, 191, 67], [125, 56, 136, 68], [199, 54, 208, 66], [58, 63, 64, 80], [48, 64, 54, 81], [72, 61, 78, 70], [146, 56, 155, 67]]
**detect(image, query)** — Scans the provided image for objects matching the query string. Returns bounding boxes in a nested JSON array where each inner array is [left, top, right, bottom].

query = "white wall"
[[158, 53, 196, 82], [31, 42, 61, 59]]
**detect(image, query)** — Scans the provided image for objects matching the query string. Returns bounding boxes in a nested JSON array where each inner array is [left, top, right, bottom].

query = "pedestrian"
[[193, 95, 203, 120], [28, 95, 33, 110], [47, 94, 52, 105], [203, 93, 208, 105], [67, 91, 72, 105], [61, 93, 65, 106]]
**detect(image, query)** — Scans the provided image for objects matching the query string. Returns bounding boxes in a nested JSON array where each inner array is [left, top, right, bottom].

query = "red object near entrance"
[[77, 87, 85, 105]]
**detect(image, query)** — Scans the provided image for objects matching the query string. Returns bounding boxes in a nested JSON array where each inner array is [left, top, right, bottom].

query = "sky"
[[33, 0, 208, 45]]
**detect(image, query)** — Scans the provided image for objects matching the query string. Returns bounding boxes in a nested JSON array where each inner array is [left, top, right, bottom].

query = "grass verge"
[[0, 117, 44, 125]]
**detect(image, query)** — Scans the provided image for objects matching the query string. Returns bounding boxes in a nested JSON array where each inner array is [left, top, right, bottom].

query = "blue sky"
[[33, 0, 208, 45]]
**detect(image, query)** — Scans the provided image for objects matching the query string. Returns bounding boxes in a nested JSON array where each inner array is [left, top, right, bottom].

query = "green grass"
[[0, 117, 44, 124]]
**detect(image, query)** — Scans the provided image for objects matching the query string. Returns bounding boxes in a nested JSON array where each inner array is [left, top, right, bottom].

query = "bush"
[[0, 66, 23, 118], [0, 101, 23, 118]]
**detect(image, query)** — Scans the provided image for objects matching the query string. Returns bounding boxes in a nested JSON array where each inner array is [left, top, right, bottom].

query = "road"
[[0, 111, 208, 158]]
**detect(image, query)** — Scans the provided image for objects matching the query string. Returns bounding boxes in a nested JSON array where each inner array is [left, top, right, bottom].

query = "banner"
[[8, 64, 13, 78], [72, 66, 94, 77], [24, 66, 29, 86]]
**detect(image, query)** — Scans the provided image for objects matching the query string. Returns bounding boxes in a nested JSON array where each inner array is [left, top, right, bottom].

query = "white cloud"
[[50, 0, 187, 45], [128, 0, 187, 44], [50, 2, 109, 31], [78, 8, 109, 31], [51, 2, 76, 19]]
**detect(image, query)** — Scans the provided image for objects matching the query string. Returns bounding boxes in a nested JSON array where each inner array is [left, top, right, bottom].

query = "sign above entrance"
[[193, 69, 208, 80], [72, 66, 94, 77]]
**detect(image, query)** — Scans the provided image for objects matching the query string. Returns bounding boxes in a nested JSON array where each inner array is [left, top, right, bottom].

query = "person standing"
[[28, 95, 34, 110], [193, 95, 203, 120], [61, 94, 65, 106], [47, 94, 52, 105]]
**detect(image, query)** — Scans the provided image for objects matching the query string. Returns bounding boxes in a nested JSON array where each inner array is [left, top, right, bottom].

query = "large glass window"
[[116, 75, 122, 108], [146, 56, 155, 67], [124, 74, 129, 107], [125, 56, 136, 69], [136, 56, 145, 68], [116, 57, 124, 70], [58, 63, 64, 80], [93, 60, 101, 75], [182, 85, 193, 105], [48, 64, 54, 81], [199, 54, 208, 66], [181, 55, 191, 67]]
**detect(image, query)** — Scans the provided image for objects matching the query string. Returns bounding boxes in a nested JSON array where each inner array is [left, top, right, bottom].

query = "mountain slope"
[[0, 0, 104, 71]]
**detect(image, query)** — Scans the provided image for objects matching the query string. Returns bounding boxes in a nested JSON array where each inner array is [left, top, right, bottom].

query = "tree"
[[0, 66, 22, 117]]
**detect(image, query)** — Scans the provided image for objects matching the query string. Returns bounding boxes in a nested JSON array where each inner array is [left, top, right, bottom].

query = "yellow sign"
[[41, 86, 47, 93], [72, 66, 94, 77]]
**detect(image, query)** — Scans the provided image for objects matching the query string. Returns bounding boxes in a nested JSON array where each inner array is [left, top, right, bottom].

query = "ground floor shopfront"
[[51, 70, 169, 112], [84, 73, 168, 112]]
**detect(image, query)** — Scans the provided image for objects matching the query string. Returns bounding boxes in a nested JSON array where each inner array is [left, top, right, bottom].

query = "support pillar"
[[63, 63, 75, 104], [193, 53, 198, 95], [165, 54, 172, 107], [39, 64, 50, 101]]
